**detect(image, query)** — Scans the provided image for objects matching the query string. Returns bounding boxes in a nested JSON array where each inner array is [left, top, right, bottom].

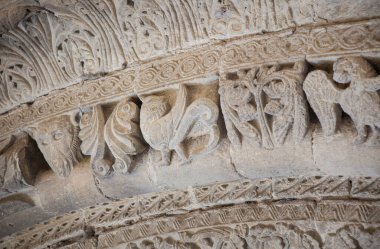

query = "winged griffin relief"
[[79, 98, 146, 176], [304, 56, 380, 146], [219, 61, 309, 149], [27, 114, 83, 178], [140, 84, 220, 166]]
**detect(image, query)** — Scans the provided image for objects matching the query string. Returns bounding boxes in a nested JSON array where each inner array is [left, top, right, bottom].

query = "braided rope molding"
[[0, 19, 379, 140], [0, 175, 379, 248]]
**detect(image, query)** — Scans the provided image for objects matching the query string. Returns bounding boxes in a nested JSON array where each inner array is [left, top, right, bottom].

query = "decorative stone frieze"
[[0, 0, 379, 113], [1, 176, 379, 249], [0, 0, 379, 246]]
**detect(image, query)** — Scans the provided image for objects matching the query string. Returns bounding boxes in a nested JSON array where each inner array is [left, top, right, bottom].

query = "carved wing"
[[303, 70, 342, 136], [104, 99, 146, 174], [171, 84, 188, 130], [79, 106, 111, 177]]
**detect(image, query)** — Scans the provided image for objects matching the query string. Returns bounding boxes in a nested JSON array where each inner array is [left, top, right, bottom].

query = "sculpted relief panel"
[[0, 56, 379, 181], [219, 61, 308, 149], [304, 56, 380, 146], [0, 0, 379, 112], [0, 0, 380, 244]]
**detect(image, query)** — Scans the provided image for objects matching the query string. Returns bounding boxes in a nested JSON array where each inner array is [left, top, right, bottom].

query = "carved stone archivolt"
[[0, 176, 379, 249], [0, 0, 380, 246]]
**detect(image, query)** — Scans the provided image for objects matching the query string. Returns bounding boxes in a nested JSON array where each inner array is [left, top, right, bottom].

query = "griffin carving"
[[27, 114, 82, 178], [140, 85, 220, 166], [304, 56, 380, 145]]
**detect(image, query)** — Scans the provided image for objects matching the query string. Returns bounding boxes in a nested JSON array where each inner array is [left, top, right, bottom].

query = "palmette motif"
[[79, 105, 112, 176], [79, 99, 146, 176]]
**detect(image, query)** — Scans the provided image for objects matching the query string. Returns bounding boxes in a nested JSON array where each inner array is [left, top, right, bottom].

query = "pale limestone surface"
[[0, 0, 379, 248]]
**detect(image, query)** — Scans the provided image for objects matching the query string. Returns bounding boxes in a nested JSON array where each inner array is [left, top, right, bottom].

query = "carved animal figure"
[[140, 85, 220, 166], [27, 114, 82, 178], [304, 56, 380, 145]]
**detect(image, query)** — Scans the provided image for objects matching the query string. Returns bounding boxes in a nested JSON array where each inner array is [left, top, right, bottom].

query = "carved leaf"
[[79, 106, 111, 177], [303, 70, 342, 136], [104, 98, 145, 174]]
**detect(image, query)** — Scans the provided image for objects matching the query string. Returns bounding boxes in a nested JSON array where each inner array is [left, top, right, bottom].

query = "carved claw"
[[353, 135, 367, 145], [353, 124, 367, 145], [159, 149, 171, 166], [174, 143, 187, 162]]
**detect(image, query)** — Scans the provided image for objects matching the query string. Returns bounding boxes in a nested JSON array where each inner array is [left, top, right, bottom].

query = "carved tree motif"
[[27, 114, 82, 178], [219, 61, 308, 149], [79, 105, 112, 177], [140, 84, 220, 166], [304, 56, 380, 145], [0, 133, 38, 192], [104, 98, 146, 174]]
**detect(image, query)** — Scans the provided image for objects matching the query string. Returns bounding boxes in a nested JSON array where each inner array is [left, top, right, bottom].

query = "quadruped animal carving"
[[304, 56, 380, 145], [27, 114, 82, 178]]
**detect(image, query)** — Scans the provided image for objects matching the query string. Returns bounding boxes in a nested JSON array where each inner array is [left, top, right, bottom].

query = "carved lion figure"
[[304, 56, 380, 145], [27, 114, 82, 178]]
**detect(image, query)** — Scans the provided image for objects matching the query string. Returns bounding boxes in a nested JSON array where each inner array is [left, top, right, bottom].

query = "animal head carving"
[[27, 114, 82, 178], [140, 95, 170, 123], [333, 56, 377, 84]]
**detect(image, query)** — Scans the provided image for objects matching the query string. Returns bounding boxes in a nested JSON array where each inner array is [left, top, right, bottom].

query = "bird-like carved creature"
[[140, 85, 220, 166], [304, 56, 380, 145]]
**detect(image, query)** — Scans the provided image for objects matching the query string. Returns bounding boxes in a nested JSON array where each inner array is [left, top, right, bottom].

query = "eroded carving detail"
[[304, 56, 380, 145], [140, 85, 220, 165], [27, 114, 82, 178], [325, 225, 380, 249], [127, 223, 321, 249], [220, 61, 308, 149], [0, 133, 37, 193]]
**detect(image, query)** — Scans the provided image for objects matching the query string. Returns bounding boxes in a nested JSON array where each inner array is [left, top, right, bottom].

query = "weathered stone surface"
[[0, 0, 379, 247]]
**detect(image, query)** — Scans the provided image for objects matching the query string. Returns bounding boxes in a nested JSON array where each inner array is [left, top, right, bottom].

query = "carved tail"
[[169, 98, 220, 160]]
